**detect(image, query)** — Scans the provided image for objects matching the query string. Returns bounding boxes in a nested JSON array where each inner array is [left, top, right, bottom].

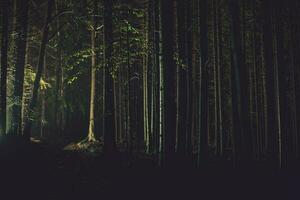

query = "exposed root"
[[64, 137, 103, 153]]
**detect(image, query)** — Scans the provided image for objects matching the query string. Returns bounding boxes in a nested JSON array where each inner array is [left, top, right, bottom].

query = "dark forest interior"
[[0, 0, 300, 199]]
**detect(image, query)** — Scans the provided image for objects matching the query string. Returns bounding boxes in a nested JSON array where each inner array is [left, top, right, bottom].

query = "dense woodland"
[[0, 0, 300, 197], [1, 0, 300, 166]]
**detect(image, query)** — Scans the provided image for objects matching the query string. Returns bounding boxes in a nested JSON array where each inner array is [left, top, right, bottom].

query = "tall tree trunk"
[[251, 0, 261, 160], [87, 0, 97, 142], [160, 0, 176, 166], [213, 0, 222, 156], [143, 7, 150, 153], [1, 0, 9, 135], [176, 0, 188, 154], [197, 0, 209, 167], [54, 0, 63, 136], [23, 0, 54, 139], [185, 0, 193, 156], [10, 0, 29, 135], [292, 1, 300, 160], [103, 0, 116, 154], [152, 0, 160, 156], [126, 9, 133, 152], [217, 0, 223, 156], [262, 0, 279, 165], [229, 0, 252, 165], [158, 0, 164, 165], [40, 54, 47, 138]]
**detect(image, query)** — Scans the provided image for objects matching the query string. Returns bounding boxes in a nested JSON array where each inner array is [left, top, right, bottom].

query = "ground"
[[0, 136, 296, 200]]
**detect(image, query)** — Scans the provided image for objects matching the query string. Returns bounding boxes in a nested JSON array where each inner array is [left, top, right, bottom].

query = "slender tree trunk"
[[1, 0, 9, 135], [213, 0, 222, 156], [87, 0, 97, 142], [40, 54, 47, 138], [229, 0, 252, 165], [176, 0, 188, 154], [185, 0, 193, 156], [143, 7, 150, 153], [262, 0, 279, 165], [160, 0, 176, 166], [292, 1, 300, 160], [251, 0, 261, 160], [197, 0, 209, 167], [126, 9, 133, 152], [103, 0, 116, 154], [54, 0, 63, 135], [217, 0, 223, 156]]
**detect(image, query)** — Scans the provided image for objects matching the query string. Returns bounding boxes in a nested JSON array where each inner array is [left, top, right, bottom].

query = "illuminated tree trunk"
[[143, 8, 150, 153], [151, 0, 160, 155], [158, 0, 164, 165], [40, 54, 47, 138], [87, 0, 97, 142], [23, 0, 54, 139], [1, 0, 9, 135], [10, 0, 29, 135]]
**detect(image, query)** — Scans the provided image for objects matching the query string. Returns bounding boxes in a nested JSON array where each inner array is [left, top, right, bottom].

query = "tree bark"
[[160, 0, 176, 166], [197, 0, 209, 167], [87, 0, 97, 142], [262, 0, 279, 165], [103, 0, 117, 154], [229, 0, 252, 165], [1, 0, 9, 135], [176, 0, 188, 154]]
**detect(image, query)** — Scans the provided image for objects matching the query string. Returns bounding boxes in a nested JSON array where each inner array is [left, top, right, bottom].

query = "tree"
[[197, 0, 209, 167], [103, 0, 116, 154], [160, 0, 176, 166], [87, 0, 97, 142], [262, 0, 279, 165], [23, 0, 54, 139], [1, 0, 9, 135], [10, 0, 29, 135], [176, 0, 188, 154], [229, 0, 252, 165], [54, 0, 64, 136]]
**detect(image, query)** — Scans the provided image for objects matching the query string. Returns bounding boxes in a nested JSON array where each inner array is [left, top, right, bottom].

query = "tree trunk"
[[160, 0, 176, 166], [23, 0, 54, 139], [229, 0, 252, 165], [262, 0, 279, 165], [1, 0, 9, 135], [54, 0, 63, 136], [87, 0, 97, 142], [176, 0, 188, 154], [197, 0, 209, 167], [10, 0, 29, 135], [103, 0, 116, 154]]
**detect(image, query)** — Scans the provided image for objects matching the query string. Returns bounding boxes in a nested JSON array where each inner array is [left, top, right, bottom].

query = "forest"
[[0, 0, 300, 199]]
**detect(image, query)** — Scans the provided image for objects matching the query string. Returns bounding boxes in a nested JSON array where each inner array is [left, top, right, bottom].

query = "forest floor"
[[0, 135, 297, 200]]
